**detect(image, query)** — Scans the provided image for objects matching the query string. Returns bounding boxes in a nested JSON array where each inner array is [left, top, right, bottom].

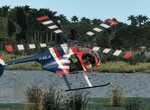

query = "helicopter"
[[0, 16, 132, 91]]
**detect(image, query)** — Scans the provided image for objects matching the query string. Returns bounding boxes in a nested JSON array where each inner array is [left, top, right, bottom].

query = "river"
[[0, 70, 150, 103]]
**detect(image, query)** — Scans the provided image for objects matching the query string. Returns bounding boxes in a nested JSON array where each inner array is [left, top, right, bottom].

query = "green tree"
[[91, 18, 103, 26], [58, 14, 69, 25], [0, 5, 10, 17], [71, 15, 79, 23], [128, 15, 137, 26], [137, 15, 144, 26]]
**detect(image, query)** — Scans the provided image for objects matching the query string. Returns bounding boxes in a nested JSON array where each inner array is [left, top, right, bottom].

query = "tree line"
[[0, 5, 150, 51]]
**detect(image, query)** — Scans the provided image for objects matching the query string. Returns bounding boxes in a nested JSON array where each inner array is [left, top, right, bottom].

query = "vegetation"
[[0, 98, 150, 110], [124, 98, 145, 110], [0, 5, 149, 52], [24, 84, 88, 110], [0, 5, 149, 73], [24, 84, 63, 110], [64, 91, 88, 110], [94, 61, 150, 73], [24, 84, 43, 110], [42, 85, 62, 110], [108, 85, 125, 106]]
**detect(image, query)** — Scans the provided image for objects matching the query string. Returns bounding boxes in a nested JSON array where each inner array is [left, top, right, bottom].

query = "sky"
[[0, 0, 150, 23]]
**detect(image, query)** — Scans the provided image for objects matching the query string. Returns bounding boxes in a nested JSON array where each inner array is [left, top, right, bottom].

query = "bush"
[[127, 54, 146, 65], [24, 83, 63, 110], [64, 91, 88, 110], [24, 84, 43, 110], [108, 85, 125, 106], [42, 85, 63, 110]]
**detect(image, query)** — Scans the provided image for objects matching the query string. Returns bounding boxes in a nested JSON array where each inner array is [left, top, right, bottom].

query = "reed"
[[64, 91, 88, 110], [108, 85, 125, 106], [24, 84, 43, 110]]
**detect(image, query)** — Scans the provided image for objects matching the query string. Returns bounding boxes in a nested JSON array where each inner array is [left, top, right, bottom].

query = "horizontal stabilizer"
[[65, 82, 111, 91]]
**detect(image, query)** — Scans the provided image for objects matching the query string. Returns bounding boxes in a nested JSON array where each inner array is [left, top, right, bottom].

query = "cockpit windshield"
[[91, 50, 101, 63], [82, 53, 96, 69]]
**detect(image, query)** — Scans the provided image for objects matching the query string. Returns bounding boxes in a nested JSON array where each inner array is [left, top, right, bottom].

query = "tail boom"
[[0, 57, 5, 76]]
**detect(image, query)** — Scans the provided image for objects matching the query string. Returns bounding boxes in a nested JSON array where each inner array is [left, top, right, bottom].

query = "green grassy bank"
[[0, 98, 150, 110], [95, 61, 150, 73]]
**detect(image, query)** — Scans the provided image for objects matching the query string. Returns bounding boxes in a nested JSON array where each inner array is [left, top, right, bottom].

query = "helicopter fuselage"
[[4, 44, 100, 75]]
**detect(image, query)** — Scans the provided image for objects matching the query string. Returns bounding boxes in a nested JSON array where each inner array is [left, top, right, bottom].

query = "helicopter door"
[[70, 54, 83, 72]]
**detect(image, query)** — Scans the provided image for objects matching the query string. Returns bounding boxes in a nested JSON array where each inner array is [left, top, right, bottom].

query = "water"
[[0, 70, 150, 103]]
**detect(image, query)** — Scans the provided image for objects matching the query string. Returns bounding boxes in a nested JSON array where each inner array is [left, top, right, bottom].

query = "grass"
[[0, 98, 150, 110], [94, 61, 150, 73], [88, 98, 150, 110], [0, 103, 25, 110]]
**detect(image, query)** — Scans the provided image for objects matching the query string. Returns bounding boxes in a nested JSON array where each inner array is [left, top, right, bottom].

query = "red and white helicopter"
[[0, 16, 132, 91]]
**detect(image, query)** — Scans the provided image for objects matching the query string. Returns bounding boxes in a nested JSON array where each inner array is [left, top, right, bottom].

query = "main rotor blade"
[[5, 43, 47, 52], [92, 46, 132, 59], [36, 16, 67, 42], [72, 19, 118, 45]]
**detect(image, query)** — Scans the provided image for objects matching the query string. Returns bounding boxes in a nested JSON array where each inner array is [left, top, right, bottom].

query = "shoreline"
[[5, 61, 150, 73]]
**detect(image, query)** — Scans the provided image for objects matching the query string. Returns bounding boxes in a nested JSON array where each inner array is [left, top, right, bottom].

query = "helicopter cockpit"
[[69, 53, 96, 73]]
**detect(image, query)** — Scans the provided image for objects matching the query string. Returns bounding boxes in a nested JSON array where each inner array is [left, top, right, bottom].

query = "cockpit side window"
[[69, 54, 83, 72]]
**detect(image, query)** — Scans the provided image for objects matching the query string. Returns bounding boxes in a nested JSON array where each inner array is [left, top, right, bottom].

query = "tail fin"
[[0, 57, 5, 76]]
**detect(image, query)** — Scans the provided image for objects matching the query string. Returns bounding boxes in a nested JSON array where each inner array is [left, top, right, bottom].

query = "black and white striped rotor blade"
[[6, 43, 48, 52], [36, 16, 66, 39], [92, 46, 132, 59], [86, 19, 118, 37]]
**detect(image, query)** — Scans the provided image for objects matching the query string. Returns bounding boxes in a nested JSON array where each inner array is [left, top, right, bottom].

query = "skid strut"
[[63, 73, 111, 92]]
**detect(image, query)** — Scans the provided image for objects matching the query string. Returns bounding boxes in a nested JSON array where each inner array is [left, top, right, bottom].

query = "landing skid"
[[65, 82, 111, 91], [62, 72, 111, 92]]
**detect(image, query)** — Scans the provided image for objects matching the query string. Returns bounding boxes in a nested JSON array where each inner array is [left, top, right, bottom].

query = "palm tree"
[[137, 15, 144, 26], [58, 14, 69, 25], [91, 18, 102, 26], [128, 15, 137, 26], [25, 8, 39, 43], [0, 5, 10, 17], [142, 15, 149, 24], [71, 15, 79, 23], [80, 17, 91, 24]]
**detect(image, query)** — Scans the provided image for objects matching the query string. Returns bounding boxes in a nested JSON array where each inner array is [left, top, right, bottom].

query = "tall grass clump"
[[124, 98, 144, 110], [64, 91, 88, 110], [108, 85, 125, 106], [24, 84, 43, 110], [42, 85, 63, 110], [24, 83, 63, 110]]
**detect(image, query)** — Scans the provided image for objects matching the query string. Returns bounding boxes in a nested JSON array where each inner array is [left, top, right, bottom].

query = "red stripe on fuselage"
[[53, 47, 69, 74], [70, 46, 78, 54]]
